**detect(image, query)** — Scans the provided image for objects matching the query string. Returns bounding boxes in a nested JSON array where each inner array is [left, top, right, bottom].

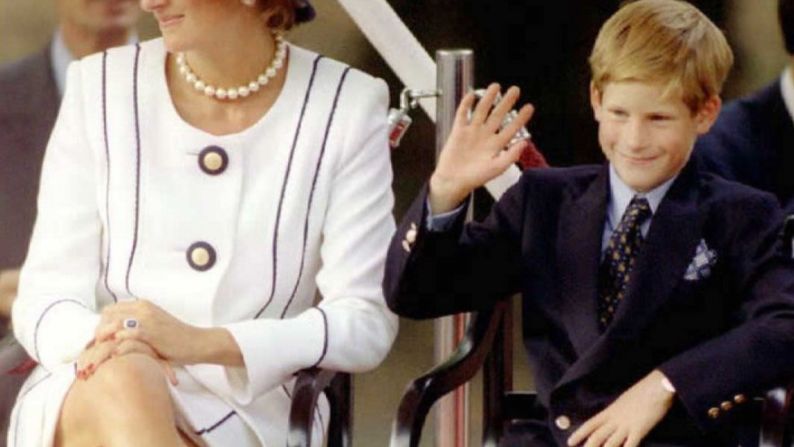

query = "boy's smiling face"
[[591, 80, 721, 192]]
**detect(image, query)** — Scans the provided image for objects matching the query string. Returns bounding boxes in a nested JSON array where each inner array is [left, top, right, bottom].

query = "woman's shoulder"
[[69, 38, 164, 84], [288, 43, 387, 100]]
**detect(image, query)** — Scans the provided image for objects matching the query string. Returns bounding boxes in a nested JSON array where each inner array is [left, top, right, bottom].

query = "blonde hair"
[[589, 0, 734, 112]]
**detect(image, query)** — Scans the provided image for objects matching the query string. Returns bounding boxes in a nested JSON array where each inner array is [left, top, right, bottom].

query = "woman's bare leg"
[[54, 353, 190, 447]]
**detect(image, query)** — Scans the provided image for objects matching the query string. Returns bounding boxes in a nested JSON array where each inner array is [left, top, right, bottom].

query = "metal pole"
[[336, 0, 522, 200], [434, 49, 474, 447]]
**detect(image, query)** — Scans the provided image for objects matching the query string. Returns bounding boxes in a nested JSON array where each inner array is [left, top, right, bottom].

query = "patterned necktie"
[[597, 196, 652, 329]]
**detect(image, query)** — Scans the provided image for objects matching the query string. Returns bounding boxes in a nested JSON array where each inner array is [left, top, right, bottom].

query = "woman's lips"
[[158, 14, 184, 28]]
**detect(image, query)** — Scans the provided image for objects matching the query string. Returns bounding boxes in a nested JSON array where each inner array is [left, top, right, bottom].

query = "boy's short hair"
[[589, 0, 734, 112]]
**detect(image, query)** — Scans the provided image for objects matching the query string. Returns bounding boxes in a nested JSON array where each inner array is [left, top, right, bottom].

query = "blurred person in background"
[[694, 0, 794, 213]]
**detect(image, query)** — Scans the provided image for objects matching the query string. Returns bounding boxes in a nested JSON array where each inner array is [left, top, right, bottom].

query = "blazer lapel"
[[556, 162, 704, 389], [767, 86, 794, 205], [557, 165, 609, 356]]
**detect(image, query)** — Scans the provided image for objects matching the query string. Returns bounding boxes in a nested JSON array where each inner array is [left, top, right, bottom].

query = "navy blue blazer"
[[384, 161, 794, 446], [0, 47, 60, 270], [694, 80, 794, 213]]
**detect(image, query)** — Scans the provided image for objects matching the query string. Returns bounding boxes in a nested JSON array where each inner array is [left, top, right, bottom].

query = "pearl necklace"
[[176, 33, 287, 101]]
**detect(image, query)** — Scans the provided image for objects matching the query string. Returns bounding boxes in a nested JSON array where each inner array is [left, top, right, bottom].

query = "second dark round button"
[[187, 241, 216, 271], [198, 146, 229, 175]]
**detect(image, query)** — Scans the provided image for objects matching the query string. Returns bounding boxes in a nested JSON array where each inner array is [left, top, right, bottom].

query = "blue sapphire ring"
[[123, 318, 140, 330]]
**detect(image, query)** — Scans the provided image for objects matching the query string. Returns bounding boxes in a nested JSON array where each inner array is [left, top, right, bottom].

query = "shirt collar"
[[781, 65, 794, 126], [50, 29, 73, 97], [607, 163, 676, 227]]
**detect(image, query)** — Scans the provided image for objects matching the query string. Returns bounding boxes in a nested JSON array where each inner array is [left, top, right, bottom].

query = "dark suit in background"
[[0, 46, 60, 447], [694, 80, 794, 213], [384, 161, 794, 446], [0, 47, 60, 269]]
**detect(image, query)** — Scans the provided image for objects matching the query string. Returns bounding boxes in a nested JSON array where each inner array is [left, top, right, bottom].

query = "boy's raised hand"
[[567, 369, 675, 447], [429, 83, 534, 214]]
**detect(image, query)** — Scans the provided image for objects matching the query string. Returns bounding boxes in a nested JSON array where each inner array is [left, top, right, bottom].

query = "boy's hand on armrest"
[[429, 83, 534, 214], [567, 369, 675, 447]]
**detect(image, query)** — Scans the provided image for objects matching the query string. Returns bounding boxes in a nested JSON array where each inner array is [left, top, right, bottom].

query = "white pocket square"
[[684, 239, 718, 281]]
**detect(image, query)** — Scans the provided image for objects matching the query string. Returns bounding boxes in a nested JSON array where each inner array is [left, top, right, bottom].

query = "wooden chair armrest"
[[287, 368, 351, 447], [390, 300, 509, 447]]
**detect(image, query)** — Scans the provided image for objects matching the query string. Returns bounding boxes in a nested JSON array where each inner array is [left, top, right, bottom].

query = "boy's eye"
[[649, 114, 673, 121], [609, 109, 628, 118]]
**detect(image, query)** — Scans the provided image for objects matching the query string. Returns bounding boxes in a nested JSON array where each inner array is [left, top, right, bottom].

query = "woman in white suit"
[[9, 0, 398, 445]]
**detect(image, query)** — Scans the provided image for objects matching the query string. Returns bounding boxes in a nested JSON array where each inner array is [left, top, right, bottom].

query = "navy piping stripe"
[[101, 51, 118, 303], [279, 66, 351, 319], [193, 410, 237, 436], [33, 299, 88, 362], [255, 54, 324, 318], [310, 307, 329, 368], [125, 43, 142, 297], [13, 372, 52, 447]]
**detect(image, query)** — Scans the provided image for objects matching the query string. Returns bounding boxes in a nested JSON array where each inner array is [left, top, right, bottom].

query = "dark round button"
[[187, 241, 216, 271], [198, 146, 228, 175]]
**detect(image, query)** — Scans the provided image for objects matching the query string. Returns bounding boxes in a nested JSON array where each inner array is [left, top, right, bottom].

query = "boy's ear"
[[590, 81, 603, 122], [695, 95, 722, 134]]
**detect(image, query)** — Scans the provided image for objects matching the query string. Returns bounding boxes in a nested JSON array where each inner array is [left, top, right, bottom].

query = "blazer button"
[[733, 394, 747, 404], [720, 401, 733, 411], [406, 228, 418, 244], [198, 146, 229, 175], [707, 407, 720, 419], [554, 415, 571, 430], [187, 242, 216, 271]]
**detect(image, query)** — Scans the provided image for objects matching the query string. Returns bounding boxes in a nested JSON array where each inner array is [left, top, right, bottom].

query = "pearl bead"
[[174, 31, 286, 102]]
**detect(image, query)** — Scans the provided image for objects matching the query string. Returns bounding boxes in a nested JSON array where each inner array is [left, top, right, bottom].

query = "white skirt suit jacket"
[[9, 38, 398, 447]]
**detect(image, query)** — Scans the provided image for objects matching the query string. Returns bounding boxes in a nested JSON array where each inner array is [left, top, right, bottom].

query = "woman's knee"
[[89, 353, 170, 397], [57, 354, 180, 446], [64, 353, 172, 418]]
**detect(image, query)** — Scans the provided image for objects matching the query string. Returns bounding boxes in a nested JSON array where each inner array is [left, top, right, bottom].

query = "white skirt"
[[7, 364, 328, 447]]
